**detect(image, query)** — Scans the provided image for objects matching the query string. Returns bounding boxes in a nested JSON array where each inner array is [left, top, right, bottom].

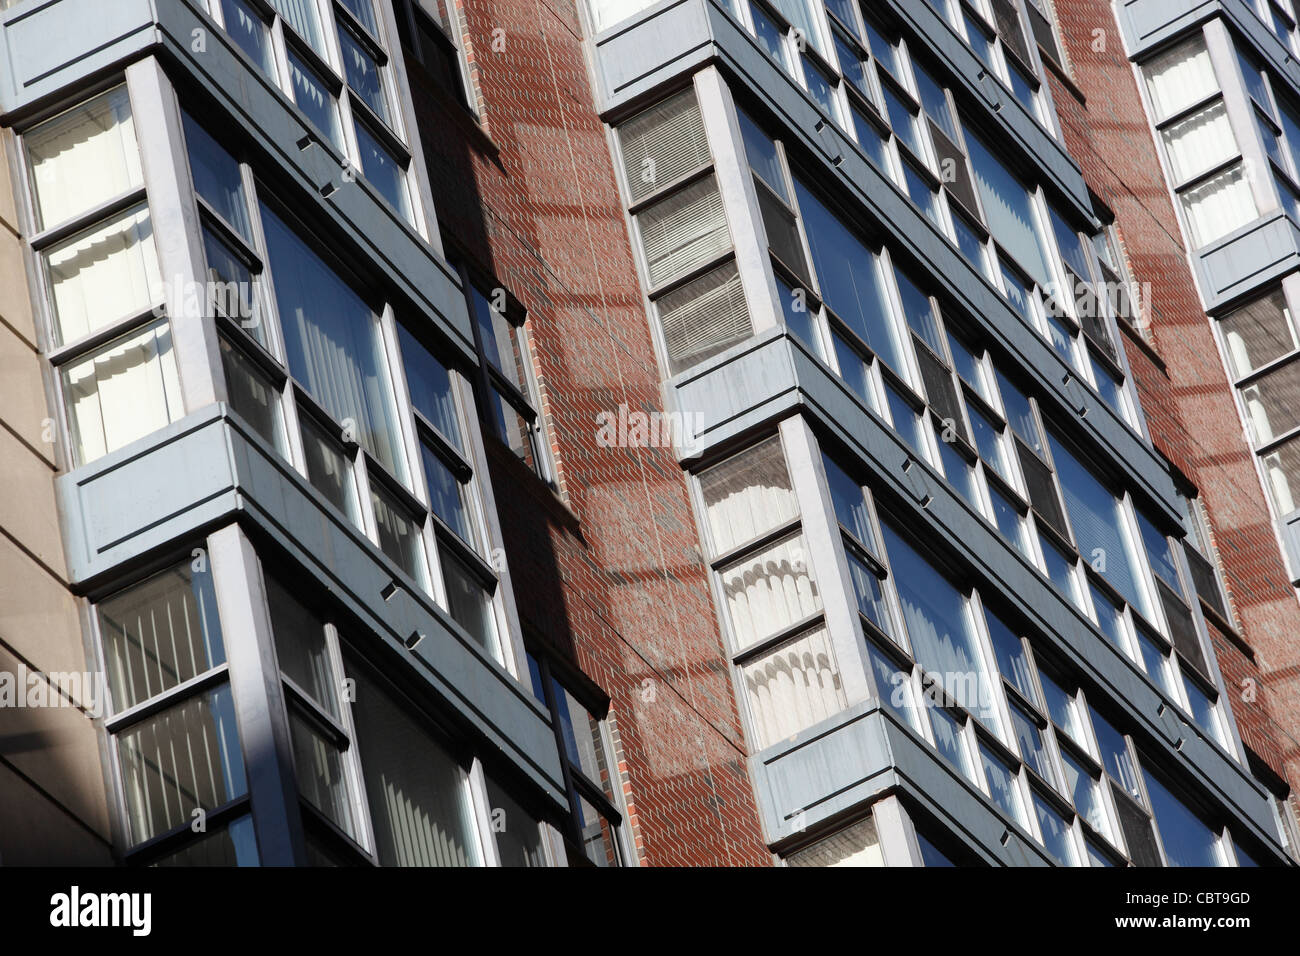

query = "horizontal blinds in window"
[[656, 260, 751, 375], [637, 176, 730, 287], [619, 89, 711, 204]]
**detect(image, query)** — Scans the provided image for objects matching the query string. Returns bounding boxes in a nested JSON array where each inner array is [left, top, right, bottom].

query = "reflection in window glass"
[[119, 686, 245, 844]]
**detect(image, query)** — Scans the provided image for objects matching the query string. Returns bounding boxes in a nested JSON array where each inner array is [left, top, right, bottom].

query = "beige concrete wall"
[[0, 129, 113, 865]]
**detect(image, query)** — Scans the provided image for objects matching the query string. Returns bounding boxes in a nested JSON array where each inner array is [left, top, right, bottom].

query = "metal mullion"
[[298, 799, 378, 864], [467, 758, 501, 866], [196, 198, 264, 270], [104, 664, 231, 734], [123, 793, 254, 862], [730, 611, 828, 667], [45, 305, 163, 369], [28, 185, 149, 252], [875, 245, 924, 393], [624, 163, 716, 216], [707, 515, 804, 570], [324, 622, 378, 857], [347, 89, 409, 160], [241, 168, 287, 364], [280, 676, 350, 743]]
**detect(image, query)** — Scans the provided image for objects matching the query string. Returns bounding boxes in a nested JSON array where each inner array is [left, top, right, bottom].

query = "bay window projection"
[[835, 459, 1243, 865], [1216, 287, 1300, 522], [697, 436, 848, 750], [94, 559, 257, 864], [1143, 35, 1257, 249], [615, 90, 753, 375], [23, 86, 183, 466], [205, 0, 420, 225], [181, 116, 508, 665], [527, 652, 628, 866], [264, 573, 535, 866]]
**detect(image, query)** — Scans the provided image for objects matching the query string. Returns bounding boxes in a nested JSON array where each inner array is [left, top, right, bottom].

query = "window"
[[95, 560, 254, 862], [1144, 35, 1258, 249], [182, 116, 510, 667], [266, 572, 504, 866], [261, 204, 407, 479], [1048, 432, 1152, 620], [700, 438, 851, 749], [347, 660, 482, 865], [462, 281, 548, 481], [208, 0, 423, 225], [617, 90, 754, 376], [24, 87, 182, 467], [1142, 766, 1223, 866], [528, 654, 628, 866], [1216, 288, 1300, 520]]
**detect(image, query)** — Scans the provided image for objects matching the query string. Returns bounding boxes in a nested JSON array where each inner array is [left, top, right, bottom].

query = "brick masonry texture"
[[1049, 0, 1300, 805], [407, 0, 771, 864]]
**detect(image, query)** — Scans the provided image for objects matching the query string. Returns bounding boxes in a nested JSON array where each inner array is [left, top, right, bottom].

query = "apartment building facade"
[[0, 0, 1294, 867]]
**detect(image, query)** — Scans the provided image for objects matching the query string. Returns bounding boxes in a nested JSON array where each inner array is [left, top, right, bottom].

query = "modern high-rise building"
[[0, 0, 1296, 867]]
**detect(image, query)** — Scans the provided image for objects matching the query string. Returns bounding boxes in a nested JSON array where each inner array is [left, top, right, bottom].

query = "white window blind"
[[25, 85, 142, 230], [619, 88, 711, 203], [636, 175, 730, 287], [61, 321, 183, 466], [721, 532, 822, 651], [787, 817, 883, 867], [655, 261, 752, 375], [1180, 165, 1257, 248], [1160, 100, 1237, 183], [46, 206, 161, 344], [1220, 289, 1297, 377]]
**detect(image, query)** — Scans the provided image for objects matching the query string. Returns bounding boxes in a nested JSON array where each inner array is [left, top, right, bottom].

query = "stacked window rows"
[[694, 431, 1259, 865], [183, 108, 511, 665], [206, 0, 422, 224]]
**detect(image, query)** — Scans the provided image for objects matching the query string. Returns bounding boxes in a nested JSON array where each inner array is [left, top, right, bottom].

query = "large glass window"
[[24, 87, 182, 466], [96, 559, 252, 862]]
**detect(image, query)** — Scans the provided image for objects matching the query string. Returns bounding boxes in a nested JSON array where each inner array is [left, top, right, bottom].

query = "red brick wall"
[[404, 0, 770, 865], [1048, 1, 1300, 801]]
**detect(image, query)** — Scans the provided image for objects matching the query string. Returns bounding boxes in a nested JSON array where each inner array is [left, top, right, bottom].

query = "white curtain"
[[1144, 35, 1219, 121], [63, 321, 182, 465], [47, 206, 161, 343], [1181, 164, 1257, 248], [742, 625, 845, 750], [722, 533, 821, 650], [1161, 100, 1237, 183], [699, 436, 797, 554], [27, 85, 140, 229]]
